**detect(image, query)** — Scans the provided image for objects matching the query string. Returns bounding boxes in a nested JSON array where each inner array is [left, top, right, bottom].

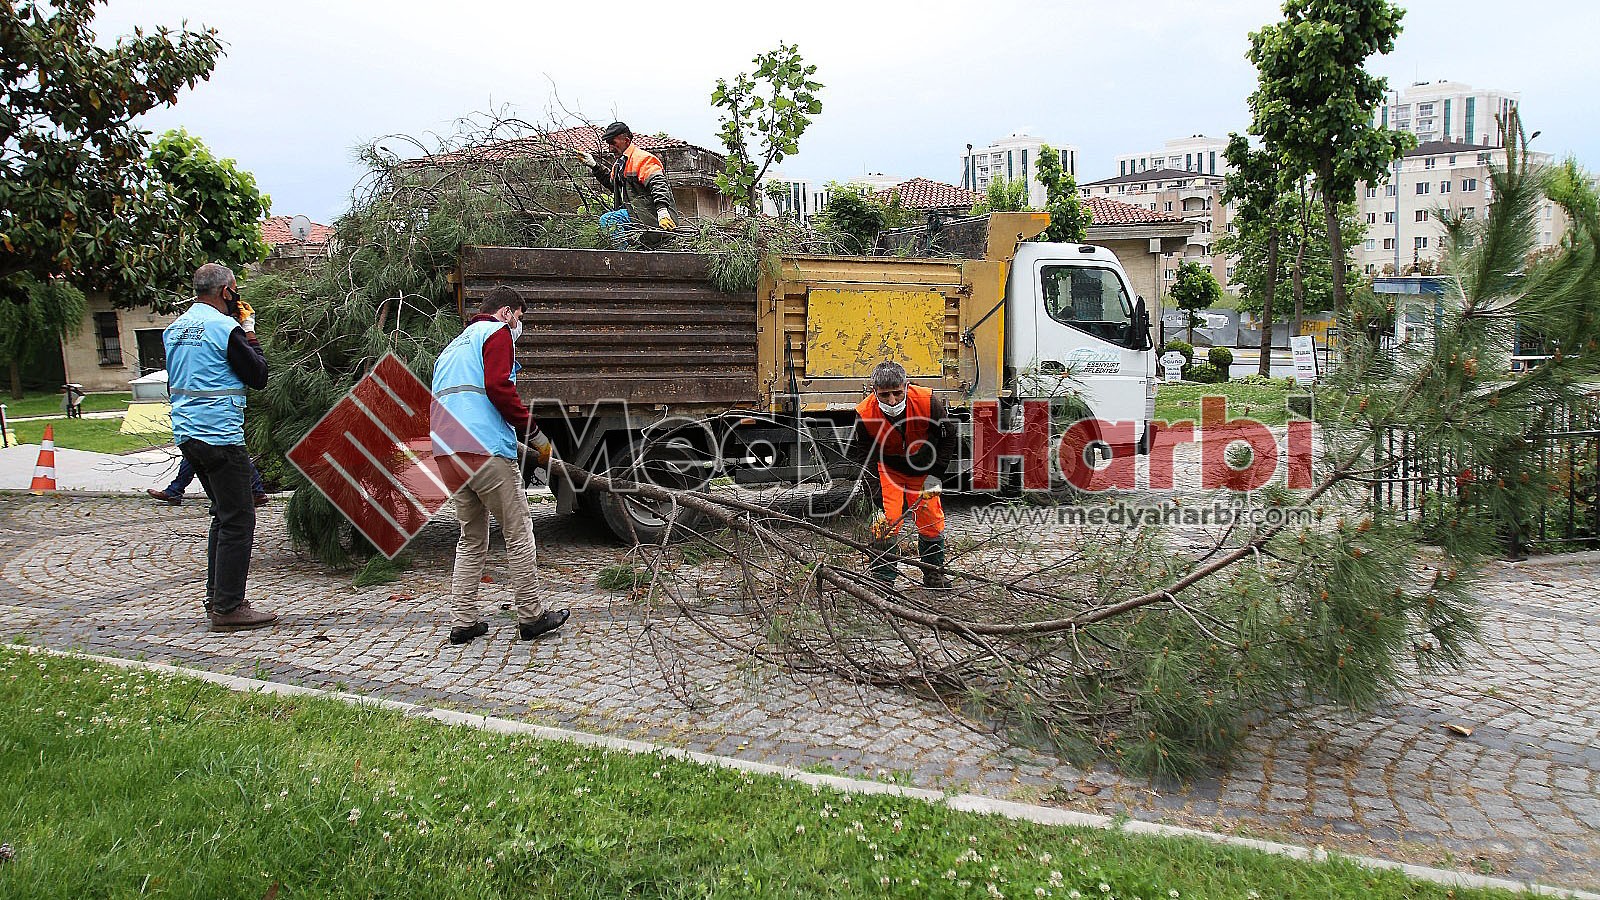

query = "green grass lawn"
[[0, 649, 1525, 899], [10, 416, 168, 454], [1154, 380, 1304, 427], [1, 390, 131, 419]]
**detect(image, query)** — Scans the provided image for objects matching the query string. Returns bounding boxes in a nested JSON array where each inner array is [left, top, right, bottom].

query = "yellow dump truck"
[[456, 212, 1157, 541]]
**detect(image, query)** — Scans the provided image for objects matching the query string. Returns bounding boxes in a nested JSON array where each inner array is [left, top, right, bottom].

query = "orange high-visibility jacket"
[[592, 144, 675, 217]]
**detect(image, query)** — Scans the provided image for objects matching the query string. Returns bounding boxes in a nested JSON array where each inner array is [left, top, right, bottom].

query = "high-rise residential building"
[[1376, 81, 1519, 146], [1354, 140, 1565, 276], [960, 131, 1079, 209], [1079, 167, 1233, 292], [1114, 135, 1229, 179]]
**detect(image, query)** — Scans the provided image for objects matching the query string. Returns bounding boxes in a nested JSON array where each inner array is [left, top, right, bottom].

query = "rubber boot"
[[919, 536, 952, 590], [868, 538, 899, 587]]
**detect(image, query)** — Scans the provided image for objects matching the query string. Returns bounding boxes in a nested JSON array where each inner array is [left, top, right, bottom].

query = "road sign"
[[287, 352, 488, 558], [1290, 335, 1318, 385]]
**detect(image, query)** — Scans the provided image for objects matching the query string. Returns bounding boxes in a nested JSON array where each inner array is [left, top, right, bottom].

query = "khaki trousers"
[[449, 456, 542, 627]]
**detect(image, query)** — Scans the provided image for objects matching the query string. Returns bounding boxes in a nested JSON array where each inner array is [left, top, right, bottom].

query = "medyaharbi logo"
[[287, 352, 489, 558]]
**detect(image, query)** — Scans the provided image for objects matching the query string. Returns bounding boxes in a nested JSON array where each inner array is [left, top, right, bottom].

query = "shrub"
[[1183, 361, 1221, 384], [1207, 346, 1234, 381], [1234, 373, 1294, 387], [1162, 340, 1194, 364]]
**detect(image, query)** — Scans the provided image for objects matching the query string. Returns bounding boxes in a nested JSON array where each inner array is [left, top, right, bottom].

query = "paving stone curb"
[[18, 645, 1597, 900]]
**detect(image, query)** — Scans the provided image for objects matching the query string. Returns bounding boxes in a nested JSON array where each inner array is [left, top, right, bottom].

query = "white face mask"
[[879, 397, 906, 417], [508, 321, 523, 343]]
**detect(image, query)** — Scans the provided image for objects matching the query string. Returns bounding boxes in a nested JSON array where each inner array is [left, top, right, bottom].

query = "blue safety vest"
[[164, 303, 247, 446], [431, 319, 519, 460]]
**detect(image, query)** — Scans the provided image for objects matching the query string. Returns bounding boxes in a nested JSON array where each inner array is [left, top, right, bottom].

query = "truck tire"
[[588, 435, 709, 545]]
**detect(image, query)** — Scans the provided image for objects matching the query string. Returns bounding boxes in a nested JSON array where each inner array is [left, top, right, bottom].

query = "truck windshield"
[[1040, 265, 1135, 348]]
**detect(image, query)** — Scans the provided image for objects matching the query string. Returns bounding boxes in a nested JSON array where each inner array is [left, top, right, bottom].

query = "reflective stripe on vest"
[[164, 303, 247, 446], [855, 383, 933, 457], [430, 319, 518, 459]]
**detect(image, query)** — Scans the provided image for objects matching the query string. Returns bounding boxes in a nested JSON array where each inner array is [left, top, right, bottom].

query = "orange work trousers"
[[876, 464, 944, 539]]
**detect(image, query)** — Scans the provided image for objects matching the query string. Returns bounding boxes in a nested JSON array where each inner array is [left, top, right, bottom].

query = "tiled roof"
[[261, 215, 334, 247], [1406, 139, 1497, 158], [1080, 168, 1224, 188], [876, 178, 982, 210], [1083, 195, 1183, 226]]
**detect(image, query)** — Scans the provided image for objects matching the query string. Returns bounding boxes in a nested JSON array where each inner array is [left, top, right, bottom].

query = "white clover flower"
[[347, 808, 361, 824]]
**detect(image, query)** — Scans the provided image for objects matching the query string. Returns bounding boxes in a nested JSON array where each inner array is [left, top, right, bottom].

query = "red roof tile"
[[876, 178, 982, 211], [1083, 195, 1183, 226], [261, 215, 334, 247]]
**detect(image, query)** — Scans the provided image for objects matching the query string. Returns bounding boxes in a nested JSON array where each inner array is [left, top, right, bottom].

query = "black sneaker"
[[448, 621, 489, 645], [517, 609, 570, 641]]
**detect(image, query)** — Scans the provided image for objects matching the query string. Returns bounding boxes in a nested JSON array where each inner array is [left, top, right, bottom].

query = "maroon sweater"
[[466, 313, 539, 440]]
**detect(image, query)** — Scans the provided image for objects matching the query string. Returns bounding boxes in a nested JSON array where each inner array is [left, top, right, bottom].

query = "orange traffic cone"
[[29, 424, 57, 493]]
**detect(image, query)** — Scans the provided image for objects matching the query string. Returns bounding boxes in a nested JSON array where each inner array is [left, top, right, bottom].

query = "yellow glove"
[[528, 431, 554, 467], [657, 210, 676, 230], [236, 300, 257, 334], [869, 510, 893, 540]]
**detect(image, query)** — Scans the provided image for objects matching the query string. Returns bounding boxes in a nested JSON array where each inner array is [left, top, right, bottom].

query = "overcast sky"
[[98, 0, 1599, 223]]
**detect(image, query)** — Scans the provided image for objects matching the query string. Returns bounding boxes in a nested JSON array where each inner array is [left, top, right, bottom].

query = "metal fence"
[[1373, 402, 1600, 556]]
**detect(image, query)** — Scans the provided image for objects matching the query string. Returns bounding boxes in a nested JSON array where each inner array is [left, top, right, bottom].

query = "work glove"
[[869, 510, 893, 540], [922, 475, 942, 495], [657, 209, 676, 230], [237, 300, 257, 334], [527, 430, 554, 468], [575, 149, 598, 168]]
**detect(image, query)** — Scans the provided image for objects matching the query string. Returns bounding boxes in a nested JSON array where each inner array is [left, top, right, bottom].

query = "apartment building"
[[1354, 140, 1566, 275], [1114, 134, 1229, 178], [1377, 81, 1519, 146], [1079, 168, 1233, 292], [960, 131, 1079, 209]]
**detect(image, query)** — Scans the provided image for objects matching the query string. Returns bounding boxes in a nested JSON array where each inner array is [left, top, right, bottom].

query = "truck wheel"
[[590, 436, 709, 544]]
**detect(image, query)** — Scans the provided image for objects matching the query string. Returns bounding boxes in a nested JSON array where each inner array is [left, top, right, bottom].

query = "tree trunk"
[[1321, 170, 1347, 326], [1259, 223, 1280, 377], [8, 360, 20, 400], [1292, 225, 1307, 339]]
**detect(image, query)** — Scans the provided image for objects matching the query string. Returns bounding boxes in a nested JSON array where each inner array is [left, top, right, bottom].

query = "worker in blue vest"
[[163, 263, 276, 632], [431, 286, 567, 646]]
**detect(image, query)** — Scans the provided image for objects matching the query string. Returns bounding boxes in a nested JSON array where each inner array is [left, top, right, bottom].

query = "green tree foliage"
[[1246, 0, 1413, 322], [1169, 260, 1223, 343], [0, 0, 224, 309], [816, 185, 886, 254], [0, 276, 83, 397], [148, 129, 272, 274], [1036, 143, 1091, 243], [711, 42, 823, 215], [1220, 133, 1287, 375], [970, 176, 1028, 215]]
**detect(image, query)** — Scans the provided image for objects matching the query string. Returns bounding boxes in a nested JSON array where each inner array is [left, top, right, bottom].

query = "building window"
[[1416, 182, 1430, 195], [1383, 238, 1396, 250], [1418, 102, 1434, 115], [1477, 153, 1492, 166], [1462, 207, 1476, 219], [1448, 155, 1457, 165], [1384, 211, 1396, 224], [1365, 186, 1378, 199], [1415, 210, 1428, 222], [1164, 201, 1173, 212], [1440, 180, 1451, 193], [1544, 206, 1553, 220], [95, 311, 123, 366], [1414, 236, 1428, 250], [1424, 157, 1436, 169], [1463, 177, 1477, 191], [1209, 151, 1217, 174], [1465, 97, 1475, 142], [1164, 268, 1175, 281], [1150, 203, 1157, 211], [1226, 266, 1236, 279], [1365, 239, 1377, 251], [1366, 212, 1377, 224], [1121, 160, 1128, 176], [1386, 184, 1397, 197]]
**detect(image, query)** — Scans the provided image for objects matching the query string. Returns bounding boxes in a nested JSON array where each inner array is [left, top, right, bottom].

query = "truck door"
[[1027, 258, 1152, 452]]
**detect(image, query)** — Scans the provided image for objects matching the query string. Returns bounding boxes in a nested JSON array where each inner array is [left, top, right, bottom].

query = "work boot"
[[868, 538, 899, 587], [254, 493, 269, 508], [208, 601, 278, 632], [518, 609, 570, 641], [147, 488, 182, 505], [448, 621, 489, 645], [919, 537, 952, 591]]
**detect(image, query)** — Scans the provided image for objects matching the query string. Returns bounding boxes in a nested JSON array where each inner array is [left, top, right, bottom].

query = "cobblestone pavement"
[[2, 493, 1597, 891]]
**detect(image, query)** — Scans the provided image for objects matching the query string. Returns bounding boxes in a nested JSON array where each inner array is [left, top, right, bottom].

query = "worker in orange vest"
[[847, 360, 957, 590], [576, 121, 677, 247]]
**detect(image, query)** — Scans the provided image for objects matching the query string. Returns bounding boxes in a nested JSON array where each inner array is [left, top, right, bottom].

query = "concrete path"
[[0, 445, 179, 492], [1, 494, 1596, 892]]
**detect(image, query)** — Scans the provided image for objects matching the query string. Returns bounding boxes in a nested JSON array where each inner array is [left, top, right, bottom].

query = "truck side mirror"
[[1131, 297, 1154, 351]]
